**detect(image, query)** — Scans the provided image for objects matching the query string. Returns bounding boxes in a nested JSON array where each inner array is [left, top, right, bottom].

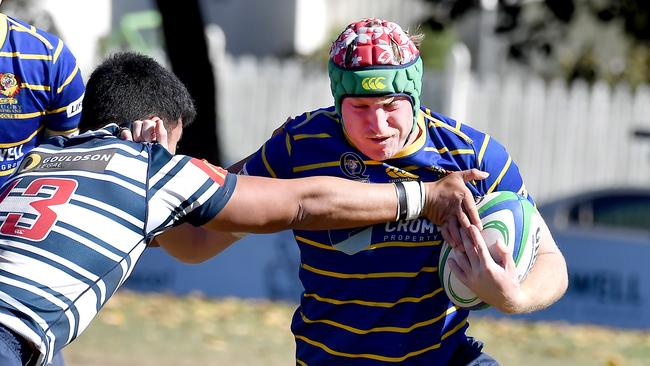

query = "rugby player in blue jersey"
[[0, 3, 84, 365], [0, 51, 489, 366], [234, 18, 568, 366], [0, 1, 84, 187]]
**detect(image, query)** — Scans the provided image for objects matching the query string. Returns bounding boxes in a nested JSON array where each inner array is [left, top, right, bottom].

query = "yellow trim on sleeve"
[[296, 359, 308, 366], [487, 155, 512, 193], [0, 111, 46, 120], [46, 127, 79, 137], [56, 64, 79, 94], [53, 39, 64, 64], [477, 135, 490, 166], [285, 133, 292, 157], [428, 117, 473, 144], [261, 143, 277, 178]]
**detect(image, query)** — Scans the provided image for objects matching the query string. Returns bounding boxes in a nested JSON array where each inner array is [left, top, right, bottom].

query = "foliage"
[[422, 0, 650, 86]]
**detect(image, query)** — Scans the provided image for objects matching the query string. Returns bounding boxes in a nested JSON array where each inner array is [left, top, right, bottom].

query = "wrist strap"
[[394, 182, 408, 221], [394, 181, 425, 221]]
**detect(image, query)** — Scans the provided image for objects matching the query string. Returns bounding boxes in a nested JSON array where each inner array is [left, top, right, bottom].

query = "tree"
[[422, 0, 650, 86]]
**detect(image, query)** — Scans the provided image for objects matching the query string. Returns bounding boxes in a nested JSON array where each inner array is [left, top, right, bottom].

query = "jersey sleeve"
[[43, 39, 84, 134], [146, 147, 237, 234], [241, 129, 293, 178], [474, 134, 534, 204]]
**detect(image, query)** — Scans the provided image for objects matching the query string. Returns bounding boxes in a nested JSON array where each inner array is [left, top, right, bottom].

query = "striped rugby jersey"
[[0, 13, 84, 185], [243, 106, 532, 366], [0, 124, 236, 366]]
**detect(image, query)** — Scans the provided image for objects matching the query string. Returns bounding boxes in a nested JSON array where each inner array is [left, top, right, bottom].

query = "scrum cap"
[[328, 18, 423, 124]]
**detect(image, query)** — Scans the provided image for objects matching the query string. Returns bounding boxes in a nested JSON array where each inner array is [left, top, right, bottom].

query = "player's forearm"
[[157, 224, 241, 263], [206, 175, 400, 233]]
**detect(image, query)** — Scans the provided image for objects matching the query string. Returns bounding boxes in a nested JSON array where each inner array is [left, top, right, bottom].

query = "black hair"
[[79, 52, 196, 132]]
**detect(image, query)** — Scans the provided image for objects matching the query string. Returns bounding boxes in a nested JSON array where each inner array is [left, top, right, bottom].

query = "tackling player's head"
[[80, 52, 196, 134], [328, 18, 424, 161]]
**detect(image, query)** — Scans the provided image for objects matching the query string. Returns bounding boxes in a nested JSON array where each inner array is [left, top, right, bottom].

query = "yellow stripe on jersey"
[[293, 161, 340, 173], [53, 39, 64, 64], [45, 105, 68, 115], [304, 287, 445, 308], [450, 149, 475, 156], [293, 159, 382, 173], [9, 25, 53, 49], [294, 316, 467, 363], [487, 155, 512, 193], [424, 146, 474, 156], [477, 135, 490, 166], [0, 51, 52, 60], [296, 359, 308, 366], [369, 240, 440, 249], [20, 83, 50, 91], [0, 168, 15, 176], [295, 235, 336, 251], [0, 111, 46, 120], [0, 125, 44, 147], [293, 133, 332, 141], [261, 143, 277, 178], [299, 305, 457, 334], [301, 263, 437, 279], [427, 117, 473, 144], [285, 133, 292, 157], [46, 127, 79, 136], [56, 64, 79, 94], [293, 109, 340, 129]]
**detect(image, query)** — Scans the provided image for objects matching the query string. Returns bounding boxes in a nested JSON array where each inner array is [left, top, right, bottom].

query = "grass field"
[[64, 291, 650, 366]]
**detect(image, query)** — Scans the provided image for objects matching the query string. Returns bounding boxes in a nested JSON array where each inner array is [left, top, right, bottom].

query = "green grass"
[[64, 291, 650, 366]]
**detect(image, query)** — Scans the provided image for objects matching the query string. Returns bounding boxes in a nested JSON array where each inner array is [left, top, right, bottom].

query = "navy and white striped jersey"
[[0, 124, 236, 365], [243, 106, 531, 366], [0, 13, 85, 184]]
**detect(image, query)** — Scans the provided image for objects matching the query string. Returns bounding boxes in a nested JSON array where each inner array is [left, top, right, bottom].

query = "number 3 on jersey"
[[0, 178, 78, 241]]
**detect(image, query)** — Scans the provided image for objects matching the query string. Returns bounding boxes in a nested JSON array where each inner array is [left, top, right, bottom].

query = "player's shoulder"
[[422, 107, 488, 149], [283, 106, 341, 135], [5, 14, 66, 55]]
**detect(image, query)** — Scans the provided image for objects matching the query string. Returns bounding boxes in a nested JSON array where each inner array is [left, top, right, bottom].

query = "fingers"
[[460, 168, 489, 182], [154, 118, 168, 147], [461, 228, 480, 270], [119, 127, 133, 141], [492, 238, 514, 270], [447, 256, 468, 284], [445, 216, 463, 248], [131, 120, 143, 141], [468, 225, 491, 265], [462, 193, 482, 230]]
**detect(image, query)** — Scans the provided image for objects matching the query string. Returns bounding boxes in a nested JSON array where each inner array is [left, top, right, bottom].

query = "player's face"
[[341, 96, 414, 161]]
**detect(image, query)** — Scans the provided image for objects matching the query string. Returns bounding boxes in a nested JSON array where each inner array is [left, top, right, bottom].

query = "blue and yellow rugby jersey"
[[243, 106, 532, 366], [0, 14, 84, 185], [0, 124, 236, 366]]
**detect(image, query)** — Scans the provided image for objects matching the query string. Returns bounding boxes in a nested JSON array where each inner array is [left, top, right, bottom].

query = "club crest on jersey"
[[0, 73, 20, 98], [340, 152, 368, 180]]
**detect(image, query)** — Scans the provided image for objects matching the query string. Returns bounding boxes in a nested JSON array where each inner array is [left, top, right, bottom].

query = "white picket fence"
[[216, 54, 650, 203]]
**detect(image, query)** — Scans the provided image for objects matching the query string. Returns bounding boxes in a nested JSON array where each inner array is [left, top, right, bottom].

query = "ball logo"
[[361, 77, 386, 90]]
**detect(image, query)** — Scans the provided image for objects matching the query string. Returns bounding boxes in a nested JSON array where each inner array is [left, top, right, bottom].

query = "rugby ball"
[[438, 191, 542, 310]]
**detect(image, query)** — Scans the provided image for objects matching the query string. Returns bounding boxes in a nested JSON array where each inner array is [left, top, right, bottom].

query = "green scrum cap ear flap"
[[328, 18, 423, 127]]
